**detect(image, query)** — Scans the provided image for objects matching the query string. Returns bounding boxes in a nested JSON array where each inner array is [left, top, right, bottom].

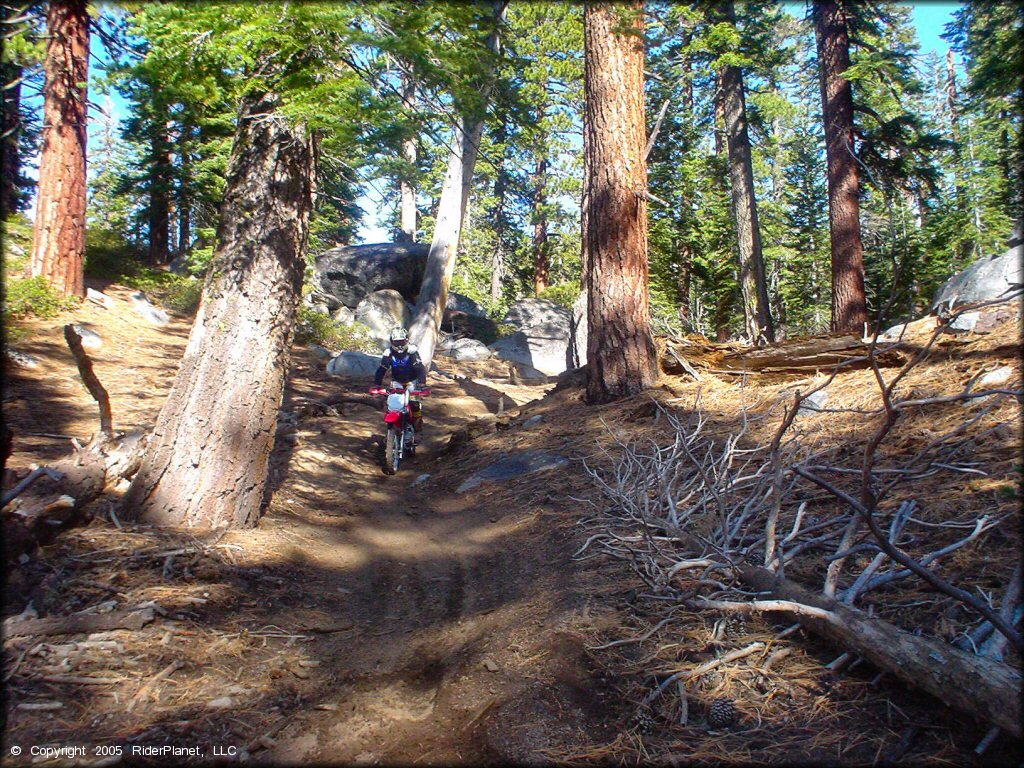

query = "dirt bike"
[[369, 382, 430, 475]]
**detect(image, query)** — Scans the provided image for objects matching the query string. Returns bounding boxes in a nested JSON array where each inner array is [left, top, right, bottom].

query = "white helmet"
[[390, 326, 409, 353]]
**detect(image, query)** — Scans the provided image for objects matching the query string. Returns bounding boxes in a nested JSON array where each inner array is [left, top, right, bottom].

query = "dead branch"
[[793, 466, 1023, 654], [64, 324, 113, 440], [3, 607, 155, 638], [1, 466, 64, 508]]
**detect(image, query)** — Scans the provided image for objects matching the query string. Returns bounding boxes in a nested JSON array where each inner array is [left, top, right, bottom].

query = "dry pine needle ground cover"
[[2, 283, 1021, 766]]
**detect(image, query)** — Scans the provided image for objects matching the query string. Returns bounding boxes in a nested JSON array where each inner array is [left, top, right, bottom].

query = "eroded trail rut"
[[244, 371, 611, 764]]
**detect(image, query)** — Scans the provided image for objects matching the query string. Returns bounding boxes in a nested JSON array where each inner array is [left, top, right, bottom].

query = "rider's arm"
[[412, 355, 427, 387], [373, 353, 390, 386]]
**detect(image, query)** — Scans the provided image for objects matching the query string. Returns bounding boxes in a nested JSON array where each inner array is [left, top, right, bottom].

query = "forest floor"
[[2, 280, 1021, 766]]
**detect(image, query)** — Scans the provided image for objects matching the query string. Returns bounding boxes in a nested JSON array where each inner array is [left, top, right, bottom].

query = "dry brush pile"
[[572, 298, 1022, 762]]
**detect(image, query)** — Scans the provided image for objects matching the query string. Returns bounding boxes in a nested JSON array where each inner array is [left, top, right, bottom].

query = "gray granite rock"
[[456, 450, 568, 494], [326, 351, 381, 377], [933, 241, 1023, 310], [315, 242, 430, 309]]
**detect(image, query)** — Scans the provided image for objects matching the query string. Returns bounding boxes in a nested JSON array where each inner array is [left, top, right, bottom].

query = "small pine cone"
[[725, 615, 747, 637], [632, 707, 656, 734], [707, 698, 737, 729]]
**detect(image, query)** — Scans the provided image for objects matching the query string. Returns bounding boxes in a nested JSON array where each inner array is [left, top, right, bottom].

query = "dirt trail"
[[3, 288, 616, 765], [245, 366, 611, 764]]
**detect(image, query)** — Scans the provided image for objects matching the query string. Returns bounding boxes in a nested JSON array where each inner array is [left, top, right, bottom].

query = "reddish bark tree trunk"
[[532, 158, 550, 296], [583, 1, 659, 403], [813, 0, 868, 334], [30, 0, 88, 298], [123, 93, 316, 529]]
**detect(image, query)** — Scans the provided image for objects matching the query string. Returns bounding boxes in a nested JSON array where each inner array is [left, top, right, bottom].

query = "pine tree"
[[812, 0, 868, 333], [30, 0, 89, 297], [583, 1, 658, 402]]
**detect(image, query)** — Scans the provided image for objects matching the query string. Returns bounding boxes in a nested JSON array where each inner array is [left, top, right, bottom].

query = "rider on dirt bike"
[[373, 327, 427, 442]]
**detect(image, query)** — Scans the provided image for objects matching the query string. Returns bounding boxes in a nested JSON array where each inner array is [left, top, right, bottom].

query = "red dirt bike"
[[369, 383, 430, 475]]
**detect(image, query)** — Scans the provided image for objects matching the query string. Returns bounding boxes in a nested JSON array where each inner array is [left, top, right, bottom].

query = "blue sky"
[[27, 3, 966, 243]]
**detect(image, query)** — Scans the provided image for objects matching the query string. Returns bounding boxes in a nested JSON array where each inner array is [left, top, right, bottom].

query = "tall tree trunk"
[[178, 120, 192, 253], [30, 0, 88, 298], [0, 12, 22, 218], [813, 0, 868, 334], [675, 237, 692, 327], [713, 72, 725, 157], [398, 65, 417, 243], [532, 157, 550, 295], [123, 92, 316, 529], [409, 1, 505, 368], [583, 1, 658, 404], [490, 157, 508, 305], [148, 122, 171, 265], [720, 46, 774, 344]]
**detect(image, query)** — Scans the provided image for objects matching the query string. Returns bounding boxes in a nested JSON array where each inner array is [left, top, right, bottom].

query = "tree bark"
[[813, 0, 868, 334], [490, 153, 508, 304], [0, 6, 22, 219], [583, 1, 659, 403], [532, 158, 550, 295], [409, 1, 505, 368], [675, 237, 692, 327], [398, 64, 417, 243], [148, 120, 172, 265], [719, 2, 774, 345], [30, 0, 88, 298], [721, 63, 774, 345], [178, 120, 192, 253], [123, 92, 316, 529]]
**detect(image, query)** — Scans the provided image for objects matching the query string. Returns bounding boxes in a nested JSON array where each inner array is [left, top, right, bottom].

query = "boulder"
[[503, 298, 571, 335], [332, 305, 355, 325], [440, 312, 501, 345], [446, 292, 487, 318], [86, 288, 115, 309], [456, 450, 568, 494], [326, 351, 381, 378], [449, 338, 492, 362], [5, 349, 40, 369], [354, 289, 413, 347], [71, 324, 102, 351], [932, 240, 1024, 310], [796, 390, 829, 418], [489, 330, 571, 377], [130, 292, 170, 325], [315, 242, 430, 309]]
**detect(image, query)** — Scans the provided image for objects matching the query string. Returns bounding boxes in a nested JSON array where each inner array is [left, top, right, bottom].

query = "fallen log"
[[2, 431, 147, 559], [660, 333, 906, 377], [3, 607, 155, 638], [733, 563, 1022, 738]]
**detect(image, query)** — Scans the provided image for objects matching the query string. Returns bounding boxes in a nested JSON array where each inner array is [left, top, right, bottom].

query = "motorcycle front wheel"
[[383, 426, 401, 475]]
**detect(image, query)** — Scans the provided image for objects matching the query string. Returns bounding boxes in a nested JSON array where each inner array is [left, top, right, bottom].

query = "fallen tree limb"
[[64, 324, 113, 440], [734, 563, 1022, 738], [2, 431, 148, 559], [3, 607, 155, 638], [660, 333, 905, 377]]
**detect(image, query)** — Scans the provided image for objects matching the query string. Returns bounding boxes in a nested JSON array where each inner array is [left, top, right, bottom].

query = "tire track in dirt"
[[257, 369, 607, 764]]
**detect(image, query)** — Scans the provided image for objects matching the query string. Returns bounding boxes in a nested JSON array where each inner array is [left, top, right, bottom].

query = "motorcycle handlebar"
[[368, 387, 430, 397]]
